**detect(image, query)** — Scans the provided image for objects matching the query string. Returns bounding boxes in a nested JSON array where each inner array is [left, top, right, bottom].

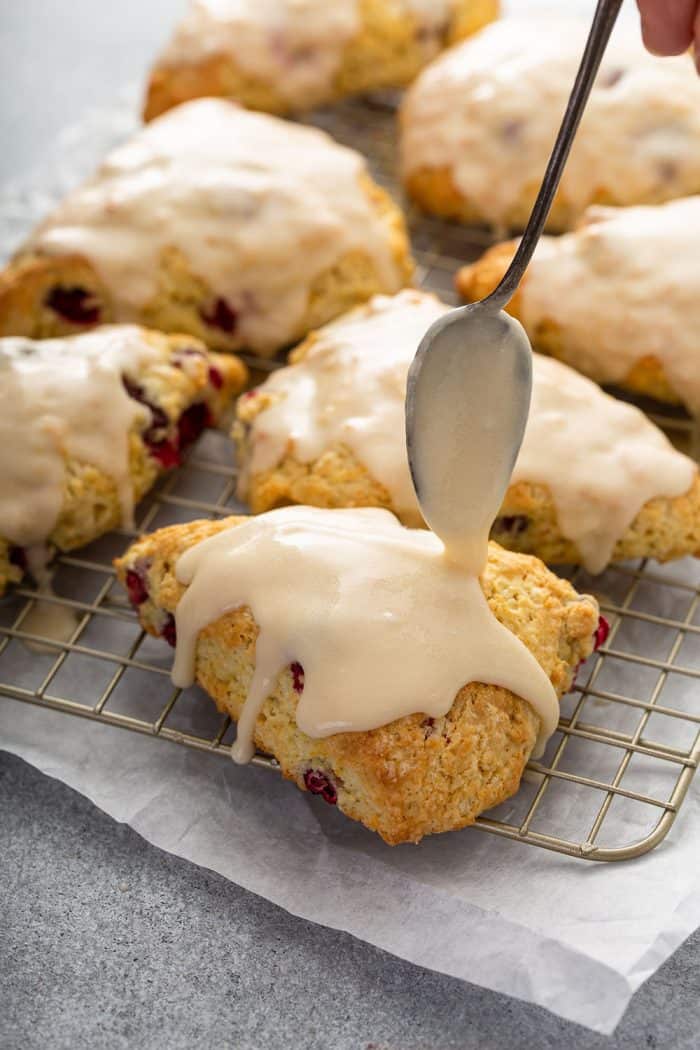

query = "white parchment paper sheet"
[[3, 696, 700, 1035]]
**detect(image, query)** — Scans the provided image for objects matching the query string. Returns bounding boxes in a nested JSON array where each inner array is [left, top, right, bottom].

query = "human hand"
[[636, 0, 700, 67]]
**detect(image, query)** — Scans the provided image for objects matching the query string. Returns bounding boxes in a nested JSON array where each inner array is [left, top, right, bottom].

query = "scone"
[[144, 0, 499, 121], [400, 18, 700, 231], [234, 290, 700, 574], [0, 99, 413, 357], [0, 325, 247, 596], [457, 197, 700, 416], [115, 508, 600, 844]]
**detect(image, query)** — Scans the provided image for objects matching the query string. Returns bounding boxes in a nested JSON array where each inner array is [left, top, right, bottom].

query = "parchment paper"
[[3, 694, 700, 1035], [3, 0, 699, 1035]]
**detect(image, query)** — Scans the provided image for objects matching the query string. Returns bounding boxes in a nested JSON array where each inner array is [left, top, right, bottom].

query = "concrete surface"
[[2, 2, 700, 1047]]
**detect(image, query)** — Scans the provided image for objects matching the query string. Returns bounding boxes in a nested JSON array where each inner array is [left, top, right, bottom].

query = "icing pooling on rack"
[[518, 197, 700, 416], [0, 328, 157, 548], [400, 18, 700, 227], [159, 0, 456, 108], [171, 506, 559, 763], [27, 99, 404, 357], [241, 291, 695, 573]]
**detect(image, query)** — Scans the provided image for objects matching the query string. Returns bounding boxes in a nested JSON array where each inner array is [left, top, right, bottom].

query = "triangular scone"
[[235, 291, 700, 574], [144, 0, 498, 121], [400, 19, 700, 231], [0, 99, 412, 357], [457, 197, 700, 414], [0, 326, 246, 596], [115, 514, 600, 844]]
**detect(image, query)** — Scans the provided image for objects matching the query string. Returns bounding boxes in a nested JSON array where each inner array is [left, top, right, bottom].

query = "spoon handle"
[[483, 0, 624, 313]]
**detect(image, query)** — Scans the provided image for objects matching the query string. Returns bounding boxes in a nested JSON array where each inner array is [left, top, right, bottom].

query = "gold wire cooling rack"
[[1, 95, 699, 862]]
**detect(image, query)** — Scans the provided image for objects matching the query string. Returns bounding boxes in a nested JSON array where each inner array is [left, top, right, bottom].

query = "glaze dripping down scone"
[[400, 18, 700, 231], [457, 197, 700, 416], [115, 509, 600, 844], [234, 290, 700, 574], [0, 326, 246, 596], [143, 0, 499, 121], [0, 99, 413, 357]]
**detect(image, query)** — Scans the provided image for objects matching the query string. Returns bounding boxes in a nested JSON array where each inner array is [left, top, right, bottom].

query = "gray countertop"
[[2, 3, 700, 1047]]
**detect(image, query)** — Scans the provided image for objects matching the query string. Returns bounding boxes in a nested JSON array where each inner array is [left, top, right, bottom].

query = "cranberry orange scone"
[[143, 0, 499, 121], [0, 99, 412, 357], [400, 18, 700, 231], [234, 291, 700, 574], [457, 197, 700, 414], [0, 326, 246, 596], [115, 507, 600, 844]]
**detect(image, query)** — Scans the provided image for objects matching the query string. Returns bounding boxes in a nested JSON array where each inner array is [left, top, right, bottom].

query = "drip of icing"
[[171, 506, 559, 763], [0, 327, 157, 548], [28, 99, 405, 357], [242, 292, 695, 573], [159, 0, 455, 107], [517, 197, 700, 416], [400, 18, 700, 227]]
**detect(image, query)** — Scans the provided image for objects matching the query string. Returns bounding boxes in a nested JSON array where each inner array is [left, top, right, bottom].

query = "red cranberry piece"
[[208, 366, 223, 391], [599, 67, 624, 88], [200, 297, 238, 334], [147, 440, 181, 469], [161, 614, 177, 648], [177, 401, 212, 449], [125, 567, 149, 607], [303, 769, 337, 805], [594, 616, 610, 651], [493, 514, 529, 536], [290, 661, 304, 694], [9, 546, 28, 572], [45, 286, 101, 325]]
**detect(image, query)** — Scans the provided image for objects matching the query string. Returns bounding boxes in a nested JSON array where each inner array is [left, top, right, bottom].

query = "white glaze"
[[28, 99, 405, 356], [400, 18, 700, 226], [159, 0, 456, 108], [242, 291, 695, 573], [171, 506, 559, 762], [518, 197, 700, 417], [0, 327, 157, 548]]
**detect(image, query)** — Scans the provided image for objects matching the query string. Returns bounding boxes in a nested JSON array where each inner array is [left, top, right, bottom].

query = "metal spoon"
[[405, 0, 623, 566]]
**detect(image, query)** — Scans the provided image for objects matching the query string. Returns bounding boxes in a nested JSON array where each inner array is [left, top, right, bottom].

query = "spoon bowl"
[[405, 302, 533, 572]]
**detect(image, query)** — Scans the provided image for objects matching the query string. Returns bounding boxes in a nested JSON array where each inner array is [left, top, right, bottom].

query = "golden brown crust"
[[403, 167, 575, 232], [0, 176, 412, 355], [456, 242, 683, 406], [0, 329, 247, 596], [144, 0, 499, 121], [115, 513, 598, 844]]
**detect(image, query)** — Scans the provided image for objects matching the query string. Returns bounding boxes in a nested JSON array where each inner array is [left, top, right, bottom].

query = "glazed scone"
[[143, 0, 499, 121], [114, 509, 601, 844], [0, 99, 413, 357], [400, 18, 700, 231], [0, 326, 247, 596], [457, 197, 700, 415], [234, 290, 700, 574]]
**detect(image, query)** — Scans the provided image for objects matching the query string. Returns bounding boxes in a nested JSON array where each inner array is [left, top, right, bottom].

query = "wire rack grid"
[[1, 95, 699, 862]]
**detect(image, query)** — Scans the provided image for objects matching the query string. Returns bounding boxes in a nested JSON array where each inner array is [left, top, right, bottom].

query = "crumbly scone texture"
[[235, 388, 700, 566], [403, 166, 625, 234], [143, 0, 499, 120], [0, 176, 413, 356], [0, 329, 247, 597], [115, 514, 599, 844], [456, 241, 683, 406]]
